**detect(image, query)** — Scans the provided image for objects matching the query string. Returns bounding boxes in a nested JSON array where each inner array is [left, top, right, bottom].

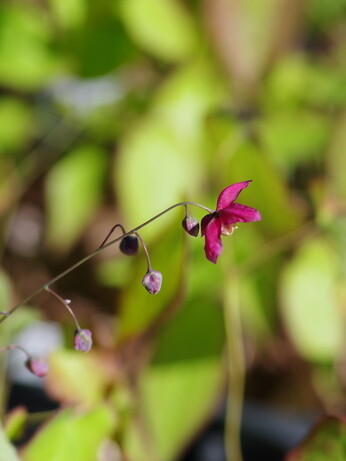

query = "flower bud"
[[182, 216, 199, 237], [25, 356, 48, 378], [142, 270, 162, 295], [74, 329, 93, 352], [119, 235, 139, 256]]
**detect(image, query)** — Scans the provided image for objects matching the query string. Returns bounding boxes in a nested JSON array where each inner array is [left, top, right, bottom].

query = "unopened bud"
[[25, 356, 48, 378], [119, 235, 139, 256], [182, 216, 199, 237], [142, 270, 162, 295], [74, 329, 93, 352]]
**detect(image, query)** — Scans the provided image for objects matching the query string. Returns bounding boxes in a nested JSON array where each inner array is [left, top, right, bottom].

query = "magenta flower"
[[201, 181, 261, 263]]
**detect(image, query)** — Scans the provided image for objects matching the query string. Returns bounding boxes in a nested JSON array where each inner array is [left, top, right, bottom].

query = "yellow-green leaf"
[[45, 145, 106, 253], [118, 0, 197, 61], [280, 237, 344, 362]]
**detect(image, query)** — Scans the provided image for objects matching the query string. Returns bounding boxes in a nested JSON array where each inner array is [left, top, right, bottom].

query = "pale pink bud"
[[142, 271, 162, 295], [74, 329, 93, 352], [182, 215, 199, 237], [25, 356, 49, 378]]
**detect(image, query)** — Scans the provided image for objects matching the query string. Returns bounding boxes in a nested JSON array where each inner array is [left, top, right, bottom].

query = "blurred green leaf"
[[0, 424, 20, 461], [115, 60, 223, 242], [0, 98, 34, 154], [21, 406, 115, 461], [124, 288, 224, 461], [259, 110, 330, 171], [118, 0, 197, 61], [264, 55, 346, 109], [280, 237, 344, 362], [126, 359, 223, 461], [96, 258, 134, 288], [0, 5, 59, 89], [46, 351, 110, 406], [45, 145, 106, 252], [327, 112, 346, 201], [115, 117, 197, 241], [307, 0, 346, 27], [4, 407, 28, 442], [263, 55, 311, 109], [49, 0, 87, 29], [0, 270, 12, 315], [225, 141, 303, 235], [286, 416, 346, 461], [303, 66, 346, 108], [239, 260, 282, 342], [76, 18, 137, 77], [152, 60, 224, 140]]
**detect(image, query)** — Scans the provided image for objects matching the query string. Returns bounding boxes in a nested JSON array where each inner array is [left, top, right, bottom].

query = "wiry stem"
[[98, 223, 126, 248], [44, 286, 81, 330], [0, 344, 30, 360], [0, 201, 212, 323], [134, 232, 152, 272]]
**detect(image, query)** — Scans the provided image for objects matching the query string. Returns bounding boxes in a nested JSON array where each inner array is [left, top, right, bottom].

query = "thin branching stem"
[[0, 201, 212, 323], [0, 344, 30, 360], [44, 286, 81, 330], [134, 232, 152, 272], [98, 223, 126, 248]]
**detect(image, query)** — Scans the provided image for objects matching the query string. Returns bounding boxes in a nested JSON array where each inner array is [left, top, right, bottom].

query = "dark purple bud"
[[142, 270, 162, 295], [182, 215, 199, 237], [74, 329, 93, 352], [119, 235, 139, 256], [25, 356, 48, 378]]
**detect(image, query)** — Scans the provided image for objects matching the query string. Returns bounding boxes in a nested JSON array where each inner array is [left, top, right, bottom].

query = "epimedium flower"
[[201, 180, 261, 264]]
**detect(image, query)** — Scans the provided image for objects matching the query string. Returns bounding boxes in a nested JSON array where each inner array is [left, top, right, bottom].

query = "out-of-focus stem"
[[223, 272, 244, 461], [0, 344, 30, 359]]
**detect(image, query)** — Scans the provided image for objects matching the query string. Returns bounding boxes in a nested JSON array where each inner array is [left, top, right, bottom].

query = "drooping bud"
[[74, 329, 93, 352], [182, 215, 199, 237], [142, 271, 162, 295], [119, 235, 139, 256], [25, 356, 49, 378]]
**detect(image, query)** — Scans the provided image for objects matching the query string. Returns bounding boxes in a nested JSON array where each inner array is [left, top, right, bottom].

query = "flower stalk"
[[0, 200, 212, 323], [0, 345, 48, 378], [44, 286, 81, 331]]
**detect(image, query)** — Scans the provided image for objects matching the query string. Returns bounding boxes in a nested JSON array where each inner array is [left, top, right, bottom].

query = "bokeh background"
[[1, 0, 346, 460]]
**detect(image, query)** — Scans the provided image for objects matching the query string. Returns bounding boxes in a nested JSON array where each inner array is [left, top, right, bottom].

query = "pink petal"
[[220, 203, 262, 224], [216, 181, 252, 210], [203, 217, 222, 264]]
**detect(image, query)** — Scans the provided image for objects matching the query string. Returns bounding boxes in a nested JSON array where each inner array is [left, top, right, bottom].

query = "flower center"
[[221, 224, 238, 236]]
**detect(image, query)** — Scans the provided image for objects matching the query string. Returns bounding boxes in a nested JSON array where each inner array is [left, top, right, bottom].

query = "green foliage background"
[[1, 0, 346, 460]]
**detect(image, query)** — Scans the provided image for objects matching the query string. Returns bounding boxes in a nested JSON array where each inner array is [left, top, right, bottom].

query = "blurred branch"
[[223, 265, 244, 461], [0, 117, 83, 214]]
